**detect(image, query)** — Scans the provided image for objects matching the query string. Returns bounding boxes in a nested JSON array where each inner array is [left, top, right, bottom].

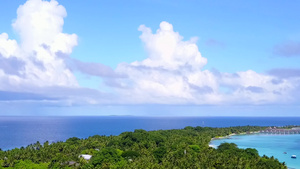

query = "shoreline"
[[209, 131, 299, 169], [209, 131, 260, 148]]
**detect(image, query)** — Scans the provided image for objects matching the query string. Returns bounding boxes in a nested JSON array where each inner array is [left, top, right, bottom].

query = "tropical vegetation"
[[0, 126, 286, 168]]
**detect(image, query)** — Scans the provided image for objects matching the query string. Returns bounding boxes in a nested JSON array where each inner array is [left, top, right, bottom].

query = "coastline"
[[209, 131, 260, 148], [210, 131, 300, 169]]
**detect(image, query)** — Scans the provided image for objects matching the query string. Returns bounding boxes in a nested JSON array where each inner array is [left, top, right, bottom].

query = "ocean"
[[211, 134, 300, 169], [1, 116, 300, 167]]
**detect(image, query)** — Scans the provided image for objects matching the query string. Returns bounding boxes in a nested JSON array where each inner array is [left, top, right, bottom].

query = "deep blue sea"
[[1, 116, 300, 168]]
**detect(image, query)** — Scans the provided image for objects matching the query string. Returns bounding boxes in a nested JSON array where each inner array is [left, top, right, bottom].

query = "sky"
[[0, 0, 300, 116]]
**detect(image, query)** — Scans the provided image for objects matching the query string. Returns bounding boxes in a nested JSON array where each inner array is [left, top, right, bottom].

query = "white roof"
[[79, 154, 92, 160]]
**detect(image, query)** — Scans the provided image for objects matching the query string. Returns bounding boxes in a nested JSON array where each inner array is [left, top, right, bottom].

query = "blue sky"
[[0, 0, 300, 116]]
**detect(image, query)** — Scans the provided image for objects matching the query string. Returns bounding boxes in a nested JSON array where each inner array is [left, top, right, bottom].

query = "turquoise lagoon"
[[210, 134, 300, 169]]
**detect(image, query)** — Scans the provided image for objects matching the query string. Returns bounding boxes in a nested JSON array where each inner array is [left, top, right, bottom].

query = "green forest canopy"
[[0, 126, 287, 168]]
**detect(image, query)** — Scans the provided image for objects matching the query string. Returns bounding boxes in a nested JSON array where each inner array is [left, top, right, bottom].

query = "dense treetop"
[[0, 126, 286, 168]]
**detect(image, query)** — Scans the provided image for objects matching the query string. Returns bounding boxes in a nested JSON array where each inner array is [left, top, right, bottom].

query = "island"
[[0, 126, 287, 168]]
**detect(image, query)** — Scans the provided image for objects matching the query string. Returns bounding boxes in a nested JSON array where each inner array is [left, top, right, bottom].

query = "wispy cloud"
[[273, 41, 300, 57], [0, 90, 56, 101], [267, 68, 300, 79], [205, 39, 225, 48], [245, 86, 264, 93], [57, 52, 125, 78]]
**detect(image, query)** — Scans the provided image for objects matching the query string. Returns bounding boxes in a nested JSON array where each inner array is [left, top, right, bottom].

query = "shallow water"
[[211, 134, 300, 169]]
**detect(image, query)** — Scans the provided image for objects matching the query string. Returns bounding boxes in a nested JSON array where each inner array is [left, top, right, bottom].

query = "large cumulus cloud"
[[113, 22, 299, 105], [0, 0, 78, 92], [0, 0, 113, 105]]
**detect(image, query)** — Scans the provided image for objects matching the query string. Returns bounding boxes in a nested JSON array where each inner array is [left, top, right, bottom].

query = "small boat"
[[283, 152, 287, 154], [291, 155, 296, 158]]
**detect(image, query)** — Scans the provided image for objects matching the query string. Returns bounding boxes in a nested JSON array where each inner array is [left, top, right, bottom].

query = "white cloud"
[[134, 21, 207, 70], [115, 22, 219, 104], [0, 0, 299, 107], [12, 0, 69, 53], [0, 0, 78, 93], [114, 22, 298, 105], [0, 33, 19, 58], [220, 70, 294, 104]]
